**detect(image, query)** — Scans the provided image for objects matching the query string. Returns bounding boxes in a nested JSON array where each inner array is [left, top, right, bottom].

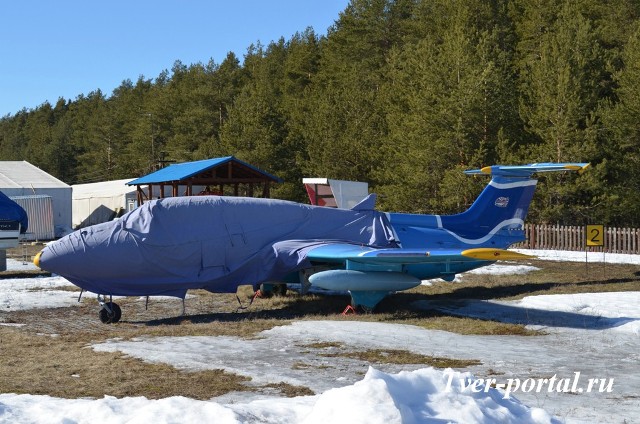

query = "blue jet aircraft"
[[34, 162, 589, 323]]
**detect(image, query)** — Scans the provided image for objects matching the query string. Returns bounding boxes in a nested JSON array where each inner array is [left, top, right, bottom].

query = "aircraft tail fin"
[[439, 162, 589, 245]]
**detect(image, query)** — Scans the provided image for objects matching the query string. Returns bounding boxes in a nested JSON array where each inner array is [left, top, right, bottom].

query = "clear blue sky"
[[0, 0, 350, 117]]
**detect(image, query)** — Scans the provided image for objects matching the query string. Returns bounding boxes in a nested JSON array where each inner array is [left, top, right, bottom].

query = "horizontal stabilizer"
[[461, 248, 535, 261], [464, 162, 590, 177]]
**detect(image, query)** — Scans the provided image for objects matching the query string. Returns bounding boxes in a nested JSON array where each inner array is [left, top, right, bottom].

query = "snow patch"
[[0, 367, 559, 424]]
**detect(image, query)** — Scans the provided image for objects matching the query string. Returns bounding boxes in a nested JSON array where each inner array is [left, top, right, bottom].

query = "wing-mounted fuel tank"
[[308, 270, 422, 310]]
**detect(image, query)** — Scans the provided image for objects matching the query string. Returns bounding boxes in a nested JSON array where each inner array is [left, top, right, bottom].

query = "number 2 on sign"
[[586, 225, 604, 247]]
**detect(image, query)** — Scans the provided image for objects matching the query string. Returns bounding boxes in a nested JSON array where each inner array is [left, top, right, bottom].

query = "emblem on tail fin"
[[495, 197, 510, 207]]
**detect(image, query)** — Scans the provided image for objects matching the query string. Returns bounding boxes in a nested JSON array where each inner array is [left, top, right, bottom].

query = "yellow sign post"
[[586, 225, 604, 247], [585, 224, 605, 277]]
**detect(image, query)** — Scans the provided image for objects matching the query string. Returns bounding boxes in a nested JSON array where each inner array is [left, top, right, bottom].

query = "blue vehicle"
[[34, 163, 589, 323]]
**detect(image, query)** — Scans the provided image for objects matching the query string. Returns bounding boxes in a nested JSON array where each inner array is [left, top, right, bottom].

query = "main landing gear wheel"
[[272, 283, 288, 297], [99, 301, 122, 324], [257, 283, 288, 298]]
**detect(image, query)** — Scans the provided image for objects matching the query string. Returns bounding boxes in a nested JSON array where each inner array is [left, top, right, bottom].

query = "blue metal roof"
[[127, 156, 282, 185]]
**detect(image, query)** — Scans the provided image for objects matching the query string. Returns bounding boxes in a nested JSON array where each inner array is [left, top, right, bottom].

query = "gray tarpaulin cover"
[[39, 195, 397, 297]]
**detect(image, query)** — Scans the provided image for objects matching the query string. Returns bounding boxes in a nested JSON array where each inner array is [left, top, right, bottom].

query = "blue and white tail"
[[440, 163, 590, 246], [388, 163, 589, 249]]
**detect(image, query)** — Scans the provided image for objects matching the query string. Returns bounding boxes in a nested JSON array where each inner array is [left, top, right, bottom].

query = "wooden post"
[[136, 186, 144, 205], [530, 224, 536, 249]]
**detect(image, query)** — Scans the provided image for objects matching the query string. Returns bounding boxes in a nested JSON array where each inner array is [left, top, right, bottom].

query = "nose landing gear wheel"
[[99, 301, 122, 324]]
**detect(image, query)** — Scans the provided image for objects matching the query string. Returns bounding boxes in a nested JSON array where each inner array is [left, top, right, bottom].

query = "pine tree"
[[378, 0, 515, 213], [514, 1, 607, 223], [109, 77, 155, 177], [599, 22, 640, 226], [301, 0, 405, 185], [68, 90, 117, 183], [218, 41, 289, 195]]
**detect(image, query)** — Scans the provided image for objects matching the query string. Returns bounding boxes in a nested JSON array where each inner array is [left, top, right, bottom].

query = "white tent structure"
[[303, 178, 369, 209], [0, 161, 71, 239], [72, 180, 178, 229], [72, 179, 138, 229]]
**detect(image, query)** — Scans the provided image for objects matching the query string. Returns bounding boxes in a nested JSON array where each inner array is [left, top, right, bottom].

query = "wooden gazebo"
[[127, 156, 282, 205]]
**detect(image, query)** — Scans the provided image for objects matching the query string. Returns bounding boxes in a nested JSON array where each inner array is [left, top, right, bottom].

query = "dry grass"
[[405, 260, 640, 301], [0, 327, 250, 399], [320, 349, 482, 368], [401, 315, 541, 336], [0, 258, 637, 400], [299, 341, 345, 349], [262, 382, 315, 397]]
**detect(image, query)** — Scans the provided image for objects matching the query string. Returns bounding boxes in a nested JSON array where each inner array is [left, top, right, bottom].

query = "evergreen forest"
[[2, 0, 640, 226]]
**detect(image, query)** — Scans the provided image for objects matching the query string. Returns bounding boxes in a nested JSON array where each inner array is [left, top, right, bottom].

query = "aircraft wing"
[[304, 242, 534, 265], [302, 242, 535, 299]]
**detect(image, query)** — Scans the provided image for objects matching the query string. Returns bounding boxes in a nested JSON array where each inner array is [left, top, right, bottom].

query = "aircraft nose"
[[33, 250, 42, 268], [35, 232, 84, 275]]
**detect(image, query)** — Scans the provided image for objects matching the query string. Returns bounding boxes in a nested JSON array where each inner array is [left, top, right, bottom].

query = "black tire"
[[258, 283, 288, 298], [258, 283, 274, 298], [99, 302, 122, 324], [272, 283, 288, 297]]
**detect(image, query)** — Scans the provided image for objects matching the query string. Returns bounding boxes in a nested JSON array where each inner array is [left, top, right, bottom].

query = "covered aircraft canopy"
[[0, 191, 28, 233], [303, 178, 369, 209]]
